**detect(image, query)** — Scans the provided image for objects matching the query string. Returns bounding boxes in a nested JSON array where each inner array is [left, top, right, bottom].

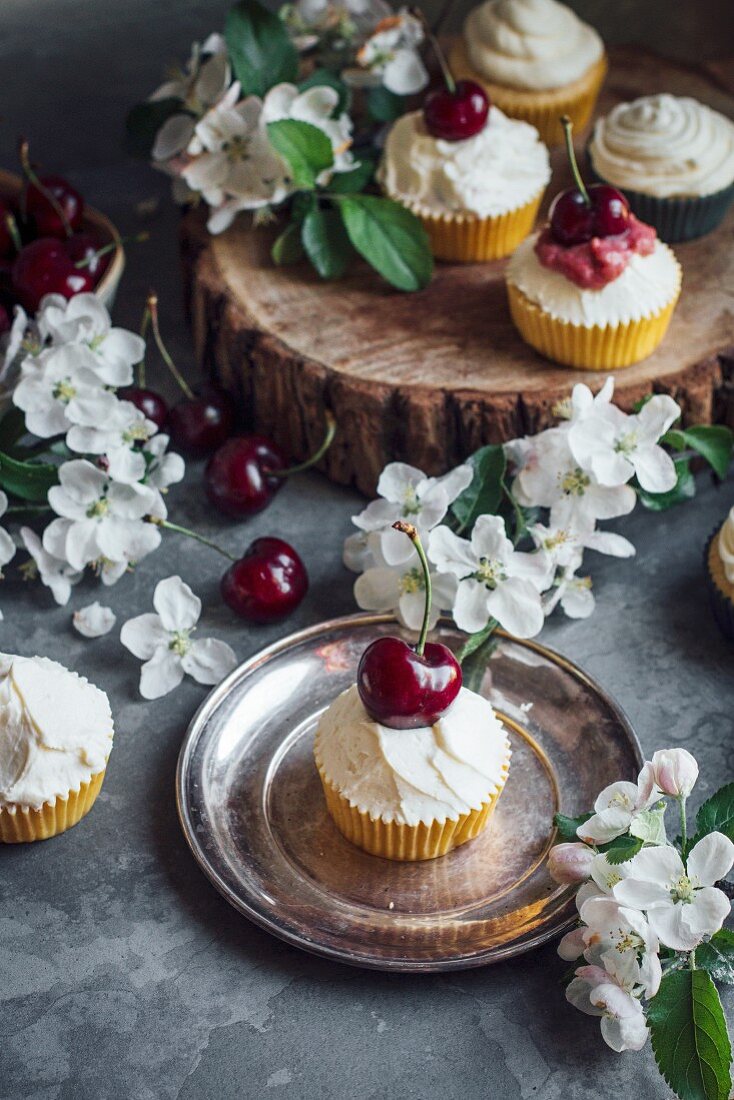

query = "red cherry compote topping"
[[221, 537, 308, 623], [550, 117, 630, 246], [357, 522, 461, 730]]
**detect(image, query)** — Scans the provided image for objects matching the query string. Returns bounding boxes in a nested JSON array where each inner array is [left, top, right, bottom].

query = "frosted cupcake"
[[589, 94, 734, 242], [449, 0, 607, 146], [314, 522, 511, 861], [705, 507, 734, 641], [0, 654, 113, 843], [506, 117, 681, 370], [379, 106, 550, 262]]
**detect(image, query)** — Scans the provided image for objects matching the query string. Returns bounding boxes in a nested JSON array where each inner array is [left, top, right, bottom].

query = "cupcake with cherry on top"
[[505, 116, 681, 370], [378, 20, 550, 263]]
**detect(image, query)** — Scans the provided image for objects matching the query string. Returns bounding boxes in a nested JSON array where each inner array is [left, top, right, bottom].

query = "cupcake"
[[379, 105, 550, 262], [314, 521, 511, 861], [506, 117, 681, 370], [0, 653, 113, 843], [588, 94, 734, 243], [449, 0, 607, 146], [705, 507, 734, 641]]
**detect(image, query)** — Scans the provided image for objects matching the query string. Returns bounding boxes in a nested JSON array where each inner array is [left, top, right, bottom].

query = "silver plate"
[[176, 614, 642, 972]]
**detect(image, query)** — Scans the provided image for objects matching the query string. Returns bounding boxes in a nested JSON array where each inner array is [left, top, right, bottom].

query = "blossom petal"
[[646, 903, 700, 952], [452, 578, 490, 634], [613, 879, 672, 912], [485, 577, 543, 638], [632, 444, 677, 494], [621, 843, 685, 887], [680, 887, 731, 939], [382, 48, 429, 95], [427, 526, 476, 578], [120, 613, 169, 660], [153, 574, 201, 632], [181, 638, 238, 686], [73, 602, 117, 638], [600, 1013, 648, 1053], [687, 832, 734, 888], [354, 567, 402, 613], [139, 649, 185, 700]]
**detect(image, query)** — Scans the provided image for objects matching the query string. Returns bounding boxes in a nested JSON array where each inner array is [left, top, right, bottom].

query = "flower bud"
[[548, 841, 595, 884], [650, 748, 699, 798]]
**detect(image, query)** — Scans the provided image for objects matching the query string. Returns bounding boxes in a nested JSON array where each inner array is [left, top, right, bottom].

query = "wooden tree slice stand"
[[181, 47, 734, 496]]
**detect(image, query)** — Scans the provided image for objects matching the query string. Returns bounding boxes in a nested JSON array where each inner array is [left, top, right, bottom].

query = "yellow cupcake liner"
[[317, 763, 510, 861], [384, 185, 545, 263], [0, 769, 106, 843], [507, 281, 680, 370], [449, 39, 608, 147]]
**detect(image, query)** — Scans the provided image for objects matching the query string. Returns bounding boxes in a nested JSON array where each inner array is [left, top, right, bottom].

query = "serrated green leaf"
[[336, 194, 433, 292], [367, 85, 406, 122], [630, 805, 667, 846], [604, 834, 643, 864], [324, 156, 376, 194], [697, 929, 734, 985], [637, 455, 695, 511], [125, 98, 189, 160], [225, 0, 298, 96], [298, 68, 351, 114], [663, 425, 733, 480], [553, 812, 592, 842], [451, 445, 506, 532], [695, 783, 734, 845], [301, 205, 352, 279], [272, 221, 306, 265], [0, 451, 58, 503], [267, 119, 334, 190], [648, 969, 732, 1100]]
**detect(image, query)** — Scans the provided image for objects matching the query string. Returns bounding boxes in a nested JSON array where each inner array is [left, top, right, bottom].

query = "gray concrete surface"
[[1, 2, 733, 1098]]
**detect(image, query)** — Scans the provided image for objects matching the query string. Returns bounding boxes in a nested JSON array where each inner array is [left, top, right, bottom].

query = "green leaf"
[[604, 834, 643, 864], [697, 929, 734, 985], [695, 783, 734, 844], [125, 98, 188, 160], [630, 805, 667, 846], [336, 194, 433, 292], [298, 68, 351, 114], [0, 451, 58, 503], [225, 0, 298, 96], [553, 812, 592, 842], [451, 445, 507, 532], [0, 408, 27, 452], [648, 969, 732, 1100], [324, 156, 377, 194], [301, 205, 353, 279], [367, 86, 406, 122], [272, 221, 305, 265], [637, 455, 695, 511], [663, 425, 733, 480], [267, 119, 334, 190]]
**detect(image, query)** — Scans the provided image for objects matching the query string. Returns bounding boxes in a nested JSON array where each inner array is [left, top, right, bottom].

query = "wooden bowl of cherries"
[[0, 145, 125, 333]]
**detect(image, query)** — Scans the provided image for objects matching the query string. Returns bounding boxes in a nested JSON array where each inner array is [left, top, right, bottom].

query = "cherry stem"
[[393, 520, 432, 657], [147, 291, 195, 401], [19, 139, 73, 238], [146, 516, 237, 563], [5, 213, 21, 254], [267, 412, 337, 478], [73, 231, 149, 269], [135, 301, 152, 389], [560, 116, 590, 206], [410, 7, 455, 95]]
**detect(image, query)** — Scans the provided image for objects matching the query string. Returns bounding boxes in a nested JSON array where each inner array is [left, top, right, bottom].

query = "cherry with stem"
[[413, 7, 489, 142], [550, 116, 630, 246], [19, 140, 82, 239]]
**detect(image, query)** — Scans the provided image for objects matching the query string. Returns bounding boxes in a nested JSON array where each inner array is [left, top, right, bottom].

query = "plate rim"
[[175, 612, 643, 972]]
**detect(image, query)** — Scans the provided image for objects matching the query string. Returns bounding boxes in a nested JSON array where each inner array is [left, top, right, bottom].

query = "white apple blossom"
[[20, 527, 81, 606], [530, 502, 635, 569], [576, 766, 658, 846], [352, 462, 472, 565], [285, 0, 391, 51], [150, 35, 231, 164], [569, 395, 680, 494], [343, 530, 375, 573], [554, 376, 615, 423], [566, 963, 649, 1053], [142, 433, 186, 492], [65, 398, 158, 483], [577, 897, 662, 998], [262, 82, 356, 176], [429, 514, 551, 638], [0, 491, 16, 576], [353, 536, 456, 631], [648, 748, 699, 798], [356, 10, 428, 95], [542, 567, 595, 620], [37, 294, 144, 387], [73, 601, 117, 638], [13, 346, 117, 440], [121, 575, 237, 699], [613, 832, 734, 951]]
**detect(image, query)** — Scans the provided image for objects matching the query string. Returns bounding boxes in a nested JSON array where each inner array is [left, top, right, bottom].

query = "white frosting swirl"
[[0, 654, 113, 811], [379, 107, 550, 218], [590, 94, 734, 199], [506, 233, 681, 327], [718, 508, 734, 585], [314, 685, 511, 827], [464, 0, 604, 92]]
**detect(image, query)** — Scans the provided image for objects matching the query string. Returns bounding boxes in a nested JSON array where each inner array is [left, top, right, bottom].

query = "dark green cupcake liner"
[[587, 150, 734, 243], [704, 529, 734, 642]]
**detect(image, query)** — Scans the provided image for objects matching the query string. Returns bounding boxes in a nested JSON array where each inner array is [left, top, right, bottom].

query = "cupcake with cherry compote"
[[506, 116, 681, 370], [314, 523, 511, 861], [378, 27, 550, 262]]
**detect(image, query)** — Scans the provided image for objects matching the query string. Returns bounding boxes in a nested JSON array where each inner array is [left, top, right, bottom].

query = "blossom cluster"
[[345, 378, 680, 639], [0, 295, 184, 612], [549, 748, 733, 1054]]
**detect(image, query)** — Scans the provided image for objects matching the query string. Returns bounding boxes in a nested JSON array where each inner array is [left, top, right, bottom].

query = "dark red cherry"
[[12, 237, 94, 313], [65, 231, 111, 281], [205, 435, 287, 517], [119, 386, 168, 430], [424, 80, 489, 141], [589, 184, 630, 237], [167, 383, 235, 457], [221, 537, 308, 623], [357, 636, 461, 729], [25, 174, 84, 239], [551, 115, 631, 245]]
